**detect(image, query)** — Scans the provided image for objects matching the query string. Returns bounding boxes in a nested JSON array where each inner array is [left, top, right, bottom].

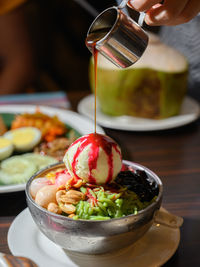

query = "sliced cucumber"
[[0, 156, 37, 185], [0, 153, 58, 185], [22, 153, 58, 170]]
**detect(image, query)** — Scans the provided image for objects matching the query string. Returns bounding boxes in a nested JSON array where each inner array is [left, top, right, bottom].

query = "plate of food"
[[78, 95, 200, 131], [0, 105, 105, 193]]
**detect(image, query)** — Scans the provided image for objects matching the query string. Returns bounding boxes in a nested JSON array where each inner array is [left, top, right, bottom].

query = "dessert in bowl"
[[25, 133, 163, 254]]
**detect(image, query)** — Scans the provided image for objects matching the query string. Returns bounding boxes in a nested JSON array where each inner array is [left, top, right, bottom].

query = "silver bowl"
[[25, 160, 163, 254]]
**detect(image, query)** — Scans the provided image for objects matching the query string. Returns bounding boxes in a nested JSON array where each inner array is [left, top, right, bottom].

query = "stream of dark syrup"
[[86, 29, 110, 133]]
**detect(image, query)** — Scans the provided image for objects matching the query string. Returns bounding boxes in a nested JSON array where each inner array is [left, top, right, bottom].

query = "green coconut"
[[89, 33, 188, 119]]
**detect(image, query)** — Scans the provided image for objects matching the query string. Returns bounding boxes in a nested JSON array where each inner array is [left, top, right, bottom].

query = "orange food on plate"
[[0, 115, 7, 135], [11, 109, 67, 142]]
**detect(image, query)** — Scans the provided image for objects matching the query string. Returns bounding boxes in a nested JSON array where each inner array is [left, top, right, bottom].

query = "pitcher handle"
[[118, 0, 146, 27], [118, 0, 129, 9]]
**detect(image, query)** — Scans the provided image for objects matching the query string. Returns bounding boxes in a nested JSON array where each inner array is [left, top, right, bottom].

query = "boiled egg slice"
[[4, 127, 41, 152], [0, 137, 14, 160]]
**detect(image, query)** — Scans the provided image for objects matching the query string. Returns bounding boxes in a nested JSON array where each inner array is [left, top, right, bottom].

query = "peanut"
[[56, 188, 85, 207], [64, 190, 85, 204], [56, 190, 66, 203], [65, 178, 74, 190], [73, 179, 83, 188], [68, 213, 75, 218], [47, 202, 62, 214], [59, 203, 76, 214]]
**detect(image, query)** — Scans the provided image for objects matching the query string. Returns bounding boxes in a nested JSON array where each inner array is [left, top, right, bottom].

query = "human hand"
[[128, 0, 200, 26]]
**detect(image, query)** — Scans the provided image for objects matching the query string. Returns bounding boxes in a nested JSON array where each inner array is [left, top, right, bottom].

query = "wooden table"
[[0, 90, 200, 266]]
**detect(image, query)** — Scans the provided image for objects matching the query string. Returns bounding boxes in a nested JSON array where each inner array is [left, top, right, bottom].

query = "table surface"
[[0, 90, 200, 267]]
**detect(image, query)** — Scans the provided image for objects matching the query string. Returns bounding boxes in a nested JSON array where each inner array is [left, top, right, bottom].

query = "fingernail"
[[154, 10, 167, 21], [128, 0, 134, 7], [128, 0, 140, 9], [145, 14, 154, 25]]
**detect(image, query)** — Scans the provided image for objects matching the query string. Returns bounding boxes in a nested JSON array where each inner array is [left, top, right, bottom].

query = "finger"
[[127, 0, 161, 12], [144, 0, 189, 26], [167, 0, 200, 25]]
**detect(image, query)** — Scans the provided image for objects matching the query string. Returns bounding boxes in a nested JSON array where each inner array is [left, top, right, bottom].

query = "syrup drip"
[[74, 30, 122, 184], [86, 28, 110, 133], [93, 47, 98, 133]]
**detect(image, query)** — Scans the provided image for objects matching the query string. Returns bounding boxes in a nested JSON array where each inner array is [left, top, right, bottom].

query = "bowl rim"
[[25, 160, 163, 223]]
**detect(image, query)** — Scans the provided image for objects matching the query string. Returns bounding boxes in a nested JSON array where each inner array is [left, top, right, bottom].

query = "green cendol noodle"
[[65, 185, 156, 220]]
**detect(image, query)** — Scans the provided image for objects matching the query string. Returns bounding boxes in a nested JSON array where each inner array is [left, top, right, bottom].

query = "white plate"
[[78, 95, 200, 131], [8, 208, 180, 267], [0, 105, 105, 193]]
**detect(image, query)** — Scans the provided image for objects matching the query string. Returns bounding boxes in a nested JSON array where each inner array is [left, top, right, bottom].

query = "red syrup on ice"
[[70, 134, 121, 184]]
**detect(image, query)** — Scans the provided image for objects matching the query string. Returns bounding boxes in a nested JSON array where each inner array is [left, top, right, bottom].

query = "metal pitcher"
[[86, 0, 148, 68]]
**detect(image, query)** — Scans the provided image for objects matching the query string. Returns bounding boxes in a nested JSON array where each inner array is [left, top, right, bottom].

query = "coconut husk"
[[89, 33, 188, 119]]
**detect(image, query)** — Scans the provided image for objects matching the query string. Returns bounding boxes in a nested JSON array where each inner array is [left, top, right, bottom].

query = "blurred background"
[[0, 0, 114, 95], [0, 0, 199, 102], [0, 0, 159, 96]]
